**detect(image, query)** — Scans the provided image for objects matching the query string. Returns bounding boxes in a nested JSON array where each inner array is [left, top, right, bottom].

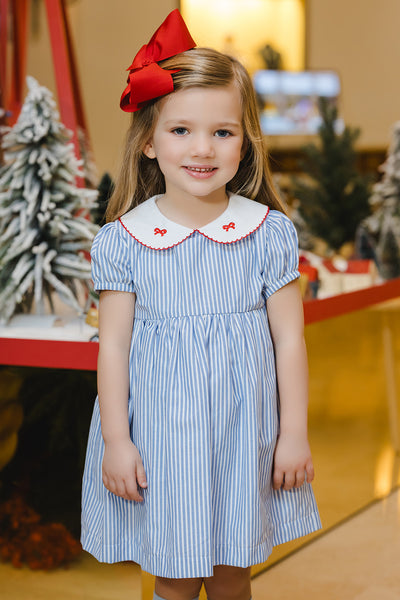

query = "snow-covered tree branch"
[[357, 121, 400, 279], [0, 77, 99, 322]]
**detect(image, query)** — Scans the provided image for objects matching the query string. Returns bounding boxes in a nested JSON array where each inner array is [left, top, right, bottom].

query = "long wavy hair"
[[106, 47, 286, 222]]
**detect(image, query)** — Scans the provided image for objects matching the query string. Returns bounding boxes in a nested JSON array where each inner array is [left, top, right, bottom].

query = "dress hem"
[[81, 510, 322, 579]]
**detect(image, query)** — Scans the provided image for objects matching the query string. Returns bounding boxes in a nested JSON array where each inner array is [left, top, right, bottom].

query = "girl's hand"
[[272, 433, 314, 491], [102, 438, 148, 502]]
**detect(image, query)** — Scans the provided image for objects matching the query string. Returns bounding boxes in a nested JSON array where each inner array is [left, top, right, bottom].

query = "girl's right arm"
[[97, 290, 147, 502]]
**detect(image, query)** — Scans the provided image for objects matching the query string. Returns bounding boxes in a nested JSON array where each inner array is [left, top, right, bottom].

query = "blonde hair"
[[106, 47, 286, 222]]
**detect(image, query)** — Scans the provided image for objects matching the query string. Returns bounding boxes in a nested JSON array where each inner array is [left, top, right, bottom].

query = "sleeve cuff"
[[263, 270, 300, 299], [93, 281, 135, 293]]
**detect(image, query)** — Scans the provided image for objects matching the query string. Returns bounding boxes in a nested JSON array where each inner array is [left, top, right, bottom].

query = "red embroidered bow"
[[154, 227, 167, 236], [222, 222, 236, 231], [120, 9, 196, 112]]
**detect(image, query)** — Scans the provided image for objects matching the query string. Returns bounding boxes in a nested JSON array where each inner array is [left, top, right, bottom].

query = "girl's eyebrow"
[[163, 119, 242, 129], [163, 120, 190, 127], [216, 121, 242, 129]]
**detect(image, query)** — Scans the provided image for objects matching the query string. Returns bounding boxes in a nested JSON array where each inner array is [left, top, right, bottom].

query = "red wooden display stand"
[[0, 0, 88, 164], [0, 0, 96, 371], [1, 278, 399, 372]]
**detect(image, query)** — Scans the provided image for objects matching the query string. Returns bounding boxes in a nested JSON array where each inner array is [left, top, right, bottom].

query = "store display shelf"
[[1, 277, 399, 371], [0, 337, 99, 371], [303, 276, 400, 325]]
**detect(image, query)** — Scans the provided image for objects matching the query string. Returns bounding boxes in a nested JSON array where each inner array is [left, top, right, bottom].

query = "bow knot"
[[120, 10, 196, 112], [154, 227, 167, 236]]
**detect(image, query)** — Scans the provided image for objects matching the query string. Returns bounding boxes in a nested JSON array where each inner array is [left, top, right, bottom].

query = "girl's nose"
[[190, 134, 214, 158]]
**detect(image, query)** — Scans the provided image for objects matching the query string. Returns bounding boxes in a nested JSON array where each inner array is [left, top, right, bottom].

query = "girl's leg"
[[203, 565, 252, 600], [153, 593, 200, 600], [154, 576, 203, 600]]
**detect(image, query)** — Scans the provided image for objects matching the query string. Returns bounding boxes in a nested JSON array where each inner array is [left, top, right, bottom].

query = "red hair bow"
[[120, 9, 196, 112]]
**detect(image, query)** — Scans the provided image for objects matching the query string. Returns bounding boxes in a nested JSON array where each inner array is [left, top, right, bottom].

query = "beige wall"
[[307, 0, 400, 149], [24, 0, 399, 177]]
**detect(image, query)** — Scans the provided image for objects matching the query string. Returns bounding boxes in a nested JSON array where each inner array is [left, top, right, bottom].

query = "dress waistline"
[[134, 306, 266, 322]]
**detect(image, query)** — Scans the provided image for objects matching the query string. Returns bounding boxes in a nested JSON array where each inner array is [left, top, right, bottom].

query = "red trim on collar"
[[119, 217, 194, 250], [199, 207, 270, 245], [118, 206, 270, 250]]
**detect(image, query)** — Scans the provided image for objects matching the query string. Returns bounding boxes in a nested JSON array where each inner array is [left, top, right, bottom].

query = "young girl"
[[81, 10, 321, 600]]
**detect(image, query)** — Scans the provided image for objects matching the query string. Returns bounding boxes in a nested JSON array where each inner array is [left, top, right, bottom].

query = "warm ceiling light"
[[181, 0, 305, 73]]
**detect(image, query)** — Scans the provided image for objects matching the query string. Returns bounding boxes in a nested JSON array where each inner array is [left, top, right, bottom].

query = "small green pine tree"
[[91, 172, 114, 226], [293, 98, 371, 252]]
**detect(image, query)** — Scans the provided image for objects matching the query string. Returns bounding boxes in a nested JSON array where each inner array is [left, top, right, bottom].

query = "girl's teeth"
[[188, 167, 213, 172]]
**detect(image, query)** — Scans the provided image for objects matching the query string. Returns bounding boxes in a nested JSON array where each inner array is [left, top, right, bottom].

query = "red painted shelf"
[[1, 278, 399, 371], [303, 277, 400, 325], [0, 337, 99, 371]]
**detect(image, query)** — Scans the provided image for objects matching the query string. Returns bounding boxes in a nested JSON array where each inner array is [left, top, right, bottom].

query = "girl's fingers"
[[273, 467, 284, 490], [101, 444, 148, 501], [294, 470, 305, 488], [306, 461, 315, 483], [136, 462, 148, 489], [282, 472, 295, 490], [104, 477, 117, 496], [273, 463, 315, 490], [103, 472, 143, 502], [273, 459, 315, 491], [103, 473, 118, 495], [115, 479, 128, 499], [125, 477, 144, 502]]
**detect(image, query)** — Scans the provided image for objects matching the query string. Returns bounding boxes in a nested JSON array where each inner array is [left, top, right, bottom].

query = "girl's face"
[[143, 83, 245, 205]]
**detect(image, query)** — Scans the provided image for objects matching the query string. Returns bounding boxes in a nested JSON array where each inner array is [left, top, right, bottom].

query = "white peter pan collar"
[[119, 194, 269, 250]]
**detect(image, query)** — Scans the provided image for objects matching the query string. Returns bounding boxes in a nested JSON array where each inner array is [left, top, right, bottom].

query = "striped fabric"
[[81, 197, 321, 578]]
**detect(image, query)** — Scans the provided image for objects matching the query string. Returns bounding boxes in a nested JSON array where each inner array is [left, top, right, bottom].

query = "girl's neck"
[[156, 192, 230, 229]]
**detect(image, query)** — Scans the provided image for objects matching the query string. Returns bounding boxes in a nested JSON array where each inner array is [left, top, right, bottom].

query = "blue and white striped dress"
[[81, 194, 321, 578]]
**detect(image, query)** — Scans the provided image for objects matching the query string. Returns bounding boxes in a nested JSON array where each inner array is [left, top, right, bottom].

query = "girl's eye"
[[215, 129, 232, 138], [172, 127, 188, 136]]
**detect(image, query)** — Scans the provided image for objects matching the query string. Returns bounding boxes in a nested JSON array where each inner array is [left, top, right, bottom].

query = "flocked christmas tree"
[[356, 121, 400, 279], [0, 77, 99, 323], [293, 97, 371, 253]]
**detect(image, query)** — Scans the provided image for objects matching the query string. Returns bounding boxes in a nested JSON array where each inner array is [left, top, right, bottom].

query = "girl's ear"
[[143, 140, 156, 159]]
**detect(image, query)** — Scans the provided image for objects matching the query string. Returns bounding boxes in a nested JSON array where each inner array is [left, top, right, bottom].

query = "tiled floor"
[[251, 489, 400, 600], [1, 303, 400, 599]]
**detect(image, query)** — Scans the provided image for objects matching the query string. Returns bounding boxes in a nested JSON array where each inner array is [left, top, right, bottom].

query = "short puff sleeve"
[[262, 210, 300, 299], [91, 222, 135, 293]]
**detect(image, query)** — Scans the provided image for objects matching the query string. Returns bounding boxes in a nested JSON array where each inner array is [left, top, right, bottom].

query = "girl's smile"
[[183, 165, 217, 178], [143, 84, 245, 210]]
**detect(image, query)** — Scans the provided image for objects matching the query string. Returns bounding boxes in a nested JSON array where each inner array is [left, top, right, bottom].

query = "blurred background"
[[1, 2, 400, 599], [17, 0, 400, 175]]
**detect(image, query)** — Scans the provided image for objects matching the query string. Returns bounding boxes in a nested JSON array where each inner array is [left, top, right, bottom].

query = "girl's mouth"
[[184, 166, 217, 178], [186, 166, 215, 172]]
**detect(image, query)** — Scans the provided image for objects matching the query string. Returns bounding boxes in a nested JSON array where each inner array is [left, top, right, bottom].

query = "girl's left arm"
[[266, 279, 315, 491]]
